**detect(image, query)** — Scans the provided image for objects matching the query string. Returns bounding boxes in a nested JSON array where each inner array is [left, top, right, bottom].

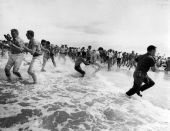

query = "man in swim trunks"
[[74, 52, 90, 77], [24, 30, 42, 84], [4, 29, 24, 82]]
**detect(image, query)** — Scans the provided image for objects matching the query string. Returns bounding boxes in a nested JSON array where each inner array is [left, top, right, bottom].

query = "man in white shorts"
[[24, 30, 42, 84], [4, 29, 24, 81]]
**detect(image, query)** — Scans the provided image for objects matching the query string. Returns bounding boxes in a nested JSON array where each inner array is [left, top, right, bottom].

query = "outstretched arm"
[[0, 43, 10, 49], [23, 45, 36, 55], [7, 41, 24, 52], [82, 58, 90, 65]]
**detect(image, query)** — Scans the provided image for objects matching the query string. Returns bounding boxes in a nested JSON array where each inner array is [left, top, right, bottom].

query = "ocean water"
[[0, 54, 170, 131]]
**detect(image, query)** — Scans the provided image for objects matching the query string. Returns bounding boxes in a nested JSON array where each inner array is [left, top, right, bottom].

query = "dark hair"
[[77, 52, 81, 57], [46, 41, 50, 45], [41, 39, 46, 43], [81, 47, 85, 50], [147, 45, 156, 52], [11, 29, 19, 35], [82, 52, 86, 58], [27, 30, 34, 37], [98, 47, 103, 51]]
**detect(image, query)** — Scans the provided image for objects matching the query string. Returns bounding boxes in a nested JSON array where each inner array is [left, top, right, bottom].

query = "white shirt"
[[117, 53, 122, 58], [108, 52, 114, 58]]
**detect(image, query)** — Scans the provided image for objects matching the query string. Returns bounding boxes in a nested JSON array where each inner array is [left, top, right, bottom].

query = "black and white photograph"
[[0, 0, 170, 130]]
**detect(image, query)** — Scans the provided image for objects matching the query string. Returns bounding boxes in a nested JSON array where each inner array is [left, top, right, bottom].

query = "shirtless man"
[[4, 29, 24, 82], [24, 30, 42, 84], [107, 49, 114, 71], [74, 52, 89, 77]]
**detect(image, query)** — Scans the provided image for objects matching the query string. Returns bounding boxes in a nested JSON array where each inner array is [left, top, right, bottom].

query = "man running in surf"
[[117, 52, 122, 68], [4, 29, 24, 82], [90, 50, 101, 72], [107, 49, 114, 71], [98, 47, 107, 64], [59, 45, 66, 63], [50, 44, 57, 67], [128, 51, 136, 70], [86, 45, 92, 63], [24, 30, 42, 84], [126, 45, 156, 97], [74, 52, 90, 77], [41, 41, 57, 72], [41, 40, 50, 71]]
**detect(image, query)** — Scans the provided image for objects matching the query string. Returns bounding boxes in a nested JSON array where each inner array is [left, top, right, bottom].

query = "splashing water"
[[0, 54, 170, 131]]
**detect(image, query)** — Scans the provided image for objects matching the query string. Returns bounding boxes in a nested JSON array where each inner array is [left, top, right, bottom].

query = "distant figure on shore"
[[126, 45, 157, 97]]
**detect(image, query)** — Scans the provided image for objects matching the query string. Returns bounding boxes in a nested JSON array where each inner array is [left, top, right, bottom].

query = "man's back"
[[135, 53, 155, 73]]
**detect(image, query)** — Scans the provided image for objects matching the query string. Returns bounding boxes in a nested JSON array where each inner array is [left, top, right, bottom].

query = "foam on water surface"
[[0, 55, 170, 131]]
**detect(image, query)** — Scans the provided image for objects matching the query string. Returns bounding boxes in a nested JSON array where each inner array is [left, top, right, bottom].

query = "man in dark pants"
[[74, 52, 89, 77], [126, 45, 156, 97]]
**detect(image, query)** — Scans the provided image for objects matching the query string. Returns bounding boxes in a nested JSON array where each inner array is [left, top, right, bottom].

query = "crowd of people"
[[0, 29, 169, 97]]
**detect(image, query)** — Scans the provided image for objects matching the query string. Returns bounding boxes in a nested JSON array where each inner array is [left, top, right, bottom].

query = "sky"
[[0, 0, 170, 56]]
